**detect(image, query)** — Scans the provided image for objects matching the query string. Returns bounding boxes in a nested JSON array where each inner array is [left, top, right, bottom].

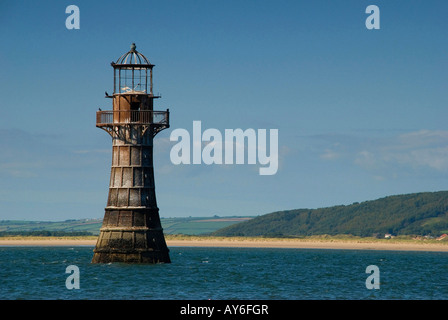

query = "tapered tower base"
[[91, 231, 171, 264], [92, 208, 171, 263], [92, 247, 170, 264]]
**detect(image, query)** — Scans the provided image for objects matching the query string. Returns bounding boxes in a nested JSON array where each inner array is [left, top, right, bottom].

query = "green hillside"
[[212, 191, 448, 237], [161, 217, 252, 235]]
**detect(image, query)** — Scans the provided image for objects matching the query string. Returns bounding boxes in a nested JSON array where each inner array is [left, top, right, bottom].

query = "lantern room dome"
[[114, 43, 153, 66], [111, 43, 155, 95]]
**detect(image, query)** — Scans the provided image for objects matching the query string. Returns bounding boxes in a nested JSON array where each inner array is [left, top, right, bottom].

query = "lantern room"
[[111, 43, 154, 95], [96, 43, 169, 138]]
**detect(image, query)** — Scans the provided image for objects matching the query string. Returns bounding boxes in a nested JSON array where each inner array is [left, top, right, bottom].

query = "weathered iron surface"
[[92, 44, 171, 264]]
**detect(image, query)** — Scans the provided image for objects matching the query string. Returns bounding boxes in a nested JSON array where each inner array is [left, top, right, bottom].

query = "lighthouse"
[[92, 43, 171, 263]]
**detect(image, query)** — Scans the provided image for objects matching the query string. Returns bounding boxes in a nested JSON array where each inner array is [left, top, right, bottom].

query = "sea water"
[[0, 246, 447, 300]]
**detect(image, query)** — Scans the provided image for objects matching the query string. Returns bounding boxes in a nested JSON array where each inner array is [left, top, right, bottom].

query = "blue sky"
[[0, 1, 447, 220]]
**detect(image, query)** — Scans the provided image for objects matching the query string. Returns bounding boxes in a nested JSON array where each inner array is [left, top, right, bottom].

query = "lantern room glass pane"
[[115, 67, 148, 94]]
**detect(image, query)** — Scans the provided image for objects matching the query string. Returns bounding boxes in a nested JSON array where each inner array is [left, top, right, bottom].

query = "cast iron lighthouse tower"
[[92, 43, 171, 263]]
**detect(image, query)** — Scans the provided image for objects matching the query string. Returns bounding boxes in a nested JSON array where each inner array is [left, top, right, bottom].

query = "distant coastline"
[[0, 236, 447, 252]]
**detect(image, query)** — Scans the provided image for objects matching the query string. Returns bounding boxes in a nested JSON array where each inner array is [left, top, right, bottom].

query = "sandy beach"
[[0, 237, 447, 252]]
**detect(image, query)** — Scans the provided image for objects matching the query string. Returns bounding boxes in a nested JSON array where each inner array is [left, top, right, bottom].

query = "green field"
[[0, 217, 252, 236], [162, 217, 252, 235]]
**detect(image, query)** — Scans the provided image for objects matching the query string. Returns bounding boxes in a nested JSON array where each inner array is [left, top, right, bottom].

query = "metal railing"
[[96, 110, 169, 127]]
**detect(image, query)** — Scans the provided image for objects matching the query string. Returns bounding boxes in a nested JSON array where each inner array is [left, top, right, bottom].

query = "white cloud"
[[354, 150, 377, 169], [385, 146, 448, 171], [320, 148, 341, 160], [313, 130, 448, 177], [71, 149, 110, 154], [0, 162, 40, 178]]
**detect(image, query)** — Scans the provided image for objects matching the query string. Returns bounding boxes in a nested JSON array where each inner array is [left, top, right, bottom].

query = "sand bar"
[[0, 237, 447, 252], [0, 238, 97, 247]]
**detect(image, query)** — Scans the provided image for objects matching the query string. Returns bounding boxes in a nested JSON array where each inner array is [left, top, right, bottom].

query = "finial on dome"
[[130, 43, 136, 52]]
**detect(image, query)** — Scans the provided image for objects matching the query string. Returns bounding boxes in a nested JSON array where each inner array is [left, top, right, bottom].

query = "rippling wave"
[[0, 246, 447, 299]]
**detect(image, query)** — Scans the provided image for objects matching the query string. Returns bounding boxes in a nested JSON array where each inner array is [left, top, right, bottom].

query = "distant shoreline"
[[0, 236, 447, 252]]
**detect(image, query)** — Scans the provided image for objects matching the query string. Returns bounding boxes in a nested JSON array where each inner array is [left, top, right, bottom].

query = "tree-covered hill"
[[212, 191, 448, 237]]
